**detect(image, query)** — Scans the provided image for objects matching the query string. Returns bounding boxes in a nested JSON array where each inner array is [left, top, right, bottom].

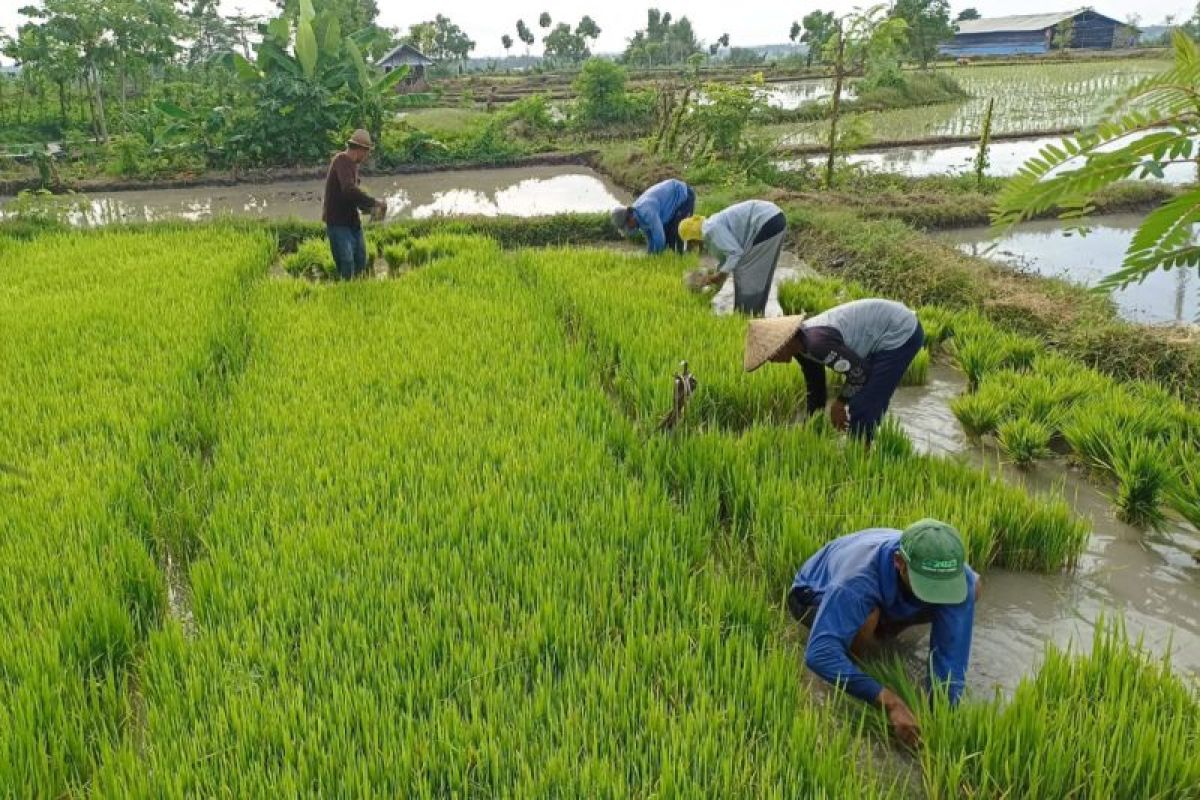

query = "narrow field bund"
[[3, 229, 1198, 795]]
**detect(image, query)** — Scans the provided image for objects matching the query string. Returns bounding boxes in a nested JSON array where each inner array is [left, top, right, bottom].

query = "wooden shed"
[[374, 44, 436, 89], [942, 10, 1137, 58]]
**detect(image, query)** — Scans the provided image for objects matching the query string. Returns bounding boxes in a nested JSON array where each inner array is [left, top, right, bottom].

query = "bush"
[[572, 58, 645, 129]]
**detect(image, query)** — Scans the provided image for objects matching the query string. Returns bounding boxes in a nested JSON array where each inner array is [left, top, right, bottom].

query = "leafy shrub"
[[282, 238, 336, 280], [572, 58, 638, 128]]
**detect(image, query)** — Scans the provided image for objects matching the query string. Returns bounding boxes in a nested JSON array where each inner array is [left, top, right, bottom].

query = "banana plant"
[[993, 30, 1200, 293]]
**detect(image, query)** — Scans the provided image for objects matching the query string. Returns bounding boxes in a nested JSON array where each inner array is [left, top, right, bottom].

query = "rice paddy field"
[[773, 59, 1172, 147], [2, 224, 1198, 796]]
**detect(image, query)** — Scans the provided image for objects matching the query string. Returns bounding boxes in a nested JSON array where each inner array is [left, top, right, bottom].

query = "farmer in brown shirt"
[[322, 129, 386, 280]]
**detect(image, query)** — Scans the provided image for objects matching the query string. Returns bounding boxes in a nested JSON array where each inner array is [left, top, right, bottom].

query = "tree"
[[801, 11, 838, 67], [790, 21, 802, 43], [539, 12, 552, 29], [576, 15, 601, 43], [891, 0, 953, 68], [573, 57, 632, 125], [501, 34, 513, 56], [516, 19, 535, 56], [994, 31, 1200, 293], [956, 8, 980, 22], [405, 15, 474, 62], [543, 23, 588, 64], [718, 33, 730, 49], [1055, 17, 1075, 52], [622, 9, 702, 65]]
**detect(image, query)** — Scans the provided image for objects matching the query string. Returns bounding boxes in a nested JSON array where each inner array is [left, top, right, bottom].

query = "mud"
[[939, 214, 1200, 326], [889, 363, 1200, 695], [0, 164, 630, 226]]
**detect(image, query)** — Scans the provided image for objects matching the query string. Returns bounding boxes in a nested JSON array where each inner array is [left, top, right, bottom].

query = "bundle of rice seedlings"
[[777, 276, 866, 316], [382, 244, 409, 270], [951, 392, 1004, 438], [901, 347, 930, 387], [996, 332, 1040, 372], [950, 336, 1005, 391], [1110, 437, 1177, 529], [997, 416, 1052, 468], [281, 238, 336, 279]]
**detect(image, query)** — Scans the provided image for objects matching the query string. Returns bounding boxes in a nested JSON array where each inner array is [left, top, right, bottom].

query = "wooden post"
[[824, 22, 845, 189]]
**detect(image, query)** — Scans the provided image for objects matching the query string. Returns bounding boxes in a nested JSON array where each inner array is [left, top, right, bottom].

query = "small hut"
[[374, 44, 436, 90], [942, 10, 1137, 57]]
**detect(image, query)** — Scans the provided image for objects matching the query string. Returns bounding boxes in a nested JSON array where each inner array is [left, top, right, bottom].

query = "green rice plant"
[[949, 335, 1004, 392], [900, 346, 929, 387], [382, 243, 409, 269], [995, 331, 1039, 373], [281, 237, 336, 279], [1169, 446, 1200, 529], [951, 391, 1004, 438], [777, 275, 868, 316], [1109, 437, 1177, 530], [916, 305, 956, 351], [920, 621, 1200, 799], [996, 416, 1052, 468]]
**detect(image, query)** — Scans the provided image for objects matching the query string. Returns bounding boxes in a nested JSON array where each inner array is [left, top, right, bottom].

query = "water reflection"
[[939, 215, 1200, 325], [778, 132, 1199, 186], [0, 165, 630, 227]]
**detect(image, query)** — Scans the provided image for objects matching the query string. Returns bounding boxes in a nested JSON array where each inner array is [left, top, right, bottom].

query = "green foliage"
[[993, 31, 1200, 292], [800, 11, 838, 67], [282, 237, 336, 279], [572, 58, 646, 128], [889, 0, 953, 68], [951, 391, 1004, 437], [622, 9, 702, 66], [777, 276, 869, 316], [1110, 438, 1177, 529]]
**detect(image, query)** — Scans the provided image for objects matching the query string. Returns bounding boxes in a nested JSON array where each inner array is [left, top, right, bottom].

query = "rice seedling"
[[901, 346, 930, 386], [919, 621, 1200, 799], [949, 336, 1004, 392], [950, 391, 1004, 438], [997, 416, 1052, 468], [777, 275, 868, 316], [1109, 438, 1178, 530], [281, 237, 335, 279], [382, 243, 409, 269], [916, 305, 956, 351]]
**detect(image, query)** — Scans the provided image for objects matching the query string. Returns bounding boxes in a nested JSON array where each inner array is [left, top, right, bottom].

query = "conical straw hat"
[[744, 314, 807, 373]]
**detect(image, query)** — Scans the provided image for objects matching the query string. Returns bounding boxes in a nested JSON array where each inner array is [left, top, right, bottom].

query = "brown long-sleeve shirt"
[[321, 152, 377, 229]]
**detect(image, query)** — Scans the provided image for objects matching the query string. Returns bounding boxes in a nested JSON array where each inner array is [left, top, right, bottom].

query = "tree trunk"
[[824, 24, 845, 190], [90, 59, 109, 142]]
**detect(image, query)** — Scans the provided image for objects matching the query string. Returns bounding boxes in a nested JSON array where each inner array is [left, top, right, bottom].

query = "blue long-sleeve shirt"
[[793, 529, 976, 705], [631, 179, 691, 253]]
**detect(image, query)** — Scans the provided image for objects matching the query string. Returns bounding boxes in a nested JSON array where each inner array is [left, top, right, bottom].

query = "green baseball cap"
[[898, 519, 968, 605]]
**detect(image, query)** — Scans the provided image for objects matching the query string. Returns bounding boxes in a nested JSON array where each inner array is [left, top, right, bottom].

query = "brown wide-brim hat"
[[744, 314, 807, 373], [347, 129, 374, 150]]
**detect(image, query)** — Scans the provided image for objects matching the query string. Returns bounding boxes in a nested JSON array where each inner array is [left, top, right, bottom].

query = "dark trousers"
[[327, 224, 368, 280], [849, 323, 925, 442], [663, 187, 696, 254]]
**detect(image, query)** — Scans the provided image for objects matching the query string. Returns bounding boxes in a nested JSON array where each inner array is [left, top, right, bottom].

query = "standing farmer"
[[611, 178, 696, 254], [743, 299, 923, 442], [788, 520, 979, 747], [322, 129, 387, 280], [677, 199, 787, 315]]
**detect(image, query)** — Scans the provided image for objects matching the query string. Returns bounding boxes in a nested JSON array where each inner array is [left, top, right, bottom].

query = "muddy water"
[[0, 165, 630, 227], [889, 364, 1200, 695], [762, 80, 857, 110], [940, 215, 1200, 326], [777, 132, 1198, 186]]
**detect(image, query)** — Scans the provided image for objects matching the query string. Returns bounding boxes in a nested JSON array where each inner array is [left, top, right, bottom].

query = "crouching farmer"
[[611, 178, 696, 255], [743, 298, 923, 442], [788, 520, 978, 747], [322, 128, 387, 280], [678, 199, 788, 316]]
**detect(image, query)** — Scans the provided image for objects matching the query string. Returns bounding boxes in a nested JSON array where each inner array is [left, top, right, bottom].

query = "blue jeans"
[[327, 225, 368, 280], [848, 323, 925, 442], [664, 187, 696, 254]]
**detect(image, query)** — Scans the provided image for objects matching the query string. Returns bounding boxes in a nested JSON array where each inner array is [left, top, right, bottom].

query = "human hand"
[[879, 689, 921, 749], [830, 400, 850, 432]]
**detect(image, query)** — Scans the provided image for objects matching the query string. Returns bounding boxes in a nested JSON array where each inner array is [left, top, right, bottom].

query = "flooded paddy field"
[[940, 215, 1200, 326], [890, 364, 1200, 696], [0, 164, 630, 226]]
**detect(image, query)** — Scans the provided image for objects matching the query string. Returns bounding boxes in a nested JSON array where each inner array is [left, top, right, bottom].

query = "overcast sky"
[[0, 1, 1186, 61]]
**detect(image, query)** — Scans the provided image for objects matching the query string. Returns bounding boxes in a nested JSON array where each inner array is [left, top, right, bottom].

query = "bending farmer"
[[743, 299, 923, 441], [322, 129, 387, 280], [612, 178, 696, 254], [678, 200, 788, 316], [788, 520, 978, 747]]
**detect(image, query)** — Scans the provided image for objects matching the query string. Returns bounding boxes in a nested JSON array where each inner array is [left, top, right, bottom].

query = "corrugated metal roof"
[[375, 44, 436, 68], [955, 10, 1085, 35]]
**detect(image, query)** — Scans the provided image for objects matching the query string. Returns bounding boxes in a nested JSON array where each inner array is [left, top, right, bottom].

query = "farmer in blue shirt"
[[787, 520, 979, 748], [611, 178, 696, 254]]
